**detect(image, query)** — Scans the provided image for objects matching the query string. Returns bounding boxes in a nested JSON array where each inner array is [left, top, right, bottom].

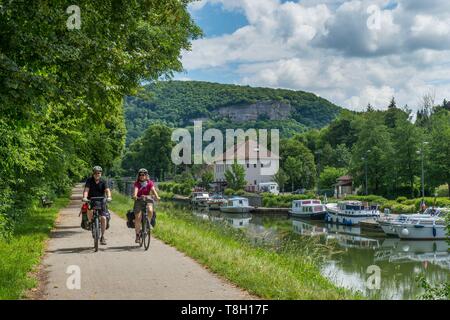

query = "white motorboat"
[[289, 199, 327, 220], [392, 208, 449, 240], [206, 194, 227, 210], [220, 197, 254, 213], [378, 207, 440, 237], [325, 201, 381, 226], [190, 192, 211, 207]]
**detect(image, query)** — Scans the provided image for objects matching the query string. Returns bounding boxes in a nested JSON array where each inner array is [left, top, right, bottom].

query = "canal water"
[[188, 206, 449, 299]]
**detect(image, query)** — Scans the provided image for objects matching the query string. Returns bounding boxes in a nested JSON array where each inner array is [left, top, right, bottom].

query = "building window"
[[247, 163, 249, 168], [261, 163, 264, 168], [253, 164, 256, 168], [254, 180, 257, 185]]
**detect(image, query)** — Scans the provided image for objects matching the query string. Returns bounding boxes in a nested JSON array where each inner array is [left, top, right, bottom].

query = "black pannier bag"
[[151, 210, 156, 227], [126, 209, 135, 228]]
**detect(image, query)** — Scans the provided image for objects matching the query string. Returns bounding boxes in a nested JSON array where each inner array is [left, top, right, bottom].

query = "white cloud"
[[183, 0, 450, 112]]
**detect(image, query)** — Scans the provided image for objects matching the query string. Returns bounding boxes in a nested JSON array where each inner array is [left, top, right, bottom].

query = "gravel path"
[[41, 185, 255, 300]]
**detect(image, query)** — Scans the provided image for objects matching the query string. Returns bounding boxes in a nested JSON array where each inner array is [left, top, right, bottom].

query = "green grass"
[[0, 197, 69, 299], [110, 191, 358, 299]]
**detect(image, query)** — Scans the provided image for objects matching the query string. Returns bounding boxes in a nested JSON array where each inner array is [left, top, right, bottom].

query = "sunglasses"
[[139, 173, 147, 176]]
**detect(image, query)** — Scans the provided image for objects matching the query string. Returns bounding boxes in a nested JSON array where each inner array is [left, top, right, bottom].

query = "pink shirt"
[[134, 180, 154, 197]]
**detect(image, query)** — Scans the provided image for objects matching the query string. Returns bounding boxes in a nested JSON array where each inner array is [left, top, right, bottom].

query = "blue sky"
[[176, 0, 450, 111], [189, 2, 248, 37]]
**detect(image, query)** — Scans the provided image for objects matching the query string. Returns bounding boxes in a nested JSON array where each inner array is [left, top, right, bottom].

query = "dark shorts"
[[88, 201, 110, 218], [134, 199, 153, 215]]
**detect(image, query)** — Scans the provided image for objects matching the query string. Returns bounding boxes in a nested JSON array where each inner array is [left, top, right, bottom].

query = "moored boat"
[[220, 197, 254, 213], [207, 194, 227, 210], [190, 192, 211, 207], [325, 201, 381, 226], [392, 208, 449, 240], [289, 199, 327, 220], [378, 207, 439, 237]]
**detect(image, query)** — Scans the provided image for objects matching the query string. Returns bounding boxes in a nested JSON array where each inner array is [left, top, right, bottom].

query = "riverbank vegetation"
[[0, 197, 69, 299], [109, 191, 358, 300]]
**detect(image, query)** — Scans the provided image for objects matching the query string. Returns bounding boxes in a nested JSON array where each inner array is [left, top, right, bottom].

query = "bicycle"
[[83, 196, 106, 252], [136, 195, 154, 250]]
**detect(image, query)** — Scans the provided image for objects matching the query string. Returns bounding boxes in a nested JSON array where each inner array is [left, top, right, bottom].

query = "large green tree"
[[428, 110, 450, 197], [391, 116, 422, 198], [319, 166, 347, 190], [0, 0, 201, 237], [122, 123, 174, 180], [273, 168, 289, 193], [280, 138, 316, 190], [224, 162, 247, 191], [350, 115, 394, 196]]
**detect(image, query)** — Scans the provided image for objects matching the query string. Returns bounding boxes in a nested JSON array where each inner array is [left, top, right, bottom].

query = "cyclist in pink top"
[[132, 168, 160, 243]]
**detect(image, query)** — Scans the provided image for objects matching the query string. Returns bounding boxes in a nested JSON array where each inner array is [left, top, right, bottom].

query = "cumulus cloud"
[[183, 0, 450, 111]]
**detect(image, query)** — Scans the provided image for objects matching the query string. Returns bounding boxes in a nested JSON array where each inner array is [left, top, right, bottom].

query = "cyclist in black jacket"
[[82, 166, 112, 245]]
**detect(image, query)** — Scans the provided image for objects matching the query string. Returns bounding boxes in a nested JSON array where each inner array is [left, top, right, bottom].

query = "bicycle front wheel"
[[139, 219, 145, 248], [143, 217, 151, 250], [94, 217, 100, 252]]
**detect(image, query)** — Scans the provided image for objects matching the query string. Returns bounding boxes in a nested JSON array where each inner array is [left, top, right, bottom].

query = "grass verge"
[[0, 197, 69, 299], [109, 191, 358, 300]]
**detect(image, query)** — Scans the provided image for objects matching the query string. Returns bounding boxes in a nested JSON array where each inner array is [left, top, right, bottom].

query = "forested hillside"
[[124, 81, 343, 143]]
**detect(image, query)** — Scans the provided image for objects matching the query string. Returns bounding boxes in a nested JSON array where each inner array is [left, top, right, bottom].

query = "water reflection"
[[188, 206, 449, 299], [294, 219, 449, 299], [221, 213, 252, 228]]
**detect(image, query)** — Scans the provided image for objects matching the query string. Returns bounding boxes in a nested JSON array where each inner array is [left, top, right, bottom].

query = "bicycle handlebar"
[[136, 196, 154, 202], [82, 197, 107, 203]]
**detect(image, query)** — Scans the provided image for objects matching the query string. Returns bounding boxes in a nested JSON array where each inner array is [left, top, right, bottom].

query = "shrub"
[[224, 188, 234, 196], [436, 185, 449, 198], [343, 195, 388, 204], [396, 196, 407, 203]]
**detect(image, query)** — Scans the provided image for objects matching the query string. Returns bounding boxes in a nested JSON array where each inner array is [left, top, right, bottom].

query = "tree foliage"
[[0, 0, 200, 237], [224, 162, 246, 191], [122, 123, 174, 180]]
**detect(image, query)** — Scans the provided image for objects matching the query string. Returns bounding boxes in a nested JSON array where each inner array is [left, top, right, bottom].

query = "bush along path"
[[40, 185, 254, 300]]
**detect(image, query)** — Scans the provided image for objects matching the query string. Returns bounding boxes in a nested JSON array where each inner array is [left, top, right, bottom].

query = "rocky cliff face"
[[216, 101, 292, 122]]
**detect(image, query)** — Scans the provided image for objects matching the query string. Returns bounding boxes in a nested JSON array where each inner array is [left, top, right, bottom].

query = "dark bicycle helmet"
[[92, 166, 103, 173]]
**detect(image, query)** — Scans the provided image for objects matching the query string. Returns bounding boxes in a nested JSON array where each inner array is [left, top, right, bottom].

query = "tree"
[[388, 97, 397, 109], [428, 110, 450, 197], [332, 144, 352, 169], [122, 123, 174, 179], [391, 117, 422, 198], [350, 115, 394, 196], [280, 138, 317, 190], [319, 167, 347, 190], [224, 162, 246, 191], [384, 97, 409, 129], [0, 1, 201, 238], [284, 157, 302, 192], [200, 171, 214, 191], [322, 111, 359, 148], [273, 168, 289, 193]]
